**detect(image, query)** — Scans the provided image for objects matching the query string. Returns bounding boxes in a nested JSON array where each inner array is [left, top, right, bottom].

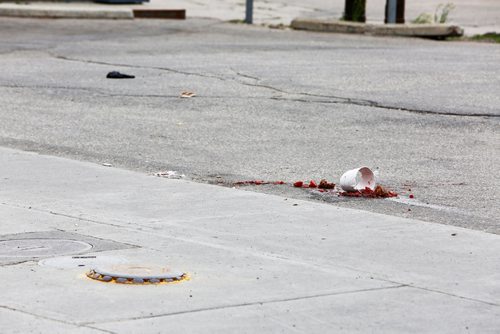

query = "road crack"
[[51, 53, 228, 82], [2, 52, 495, 118]]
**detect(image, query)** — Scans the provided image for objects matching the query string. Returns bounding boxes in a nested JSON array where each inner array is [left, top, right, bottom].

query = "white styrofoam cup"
[[340, 167, 376, 192]]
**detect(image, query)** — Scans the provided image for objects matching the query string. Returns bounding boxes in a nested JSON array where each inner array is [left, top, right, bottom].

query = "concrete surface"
[[0, 4, 498, 332], [0, 3, 133, 19], [0, 0, 498, 35], [0, 147, 499, 333], [0, 18, 498, 234], [291, 18, 464, 37], [170, 0, 500, 35]]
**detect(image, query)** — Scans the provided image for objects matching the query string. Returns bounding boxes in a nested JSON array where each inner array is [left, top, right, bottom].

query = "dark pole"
[[245, 0, 253, 24], [396, 0, 405, 23], [343, 0, 366, 22], [385, 0, 405, 24], [344, 0, 354, 21]]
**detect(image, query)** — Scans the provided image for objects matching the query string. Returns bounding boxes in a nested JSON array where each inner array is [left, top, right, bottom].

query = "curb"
[[0, 4, 133, 19], [291, 18, 464, 38]]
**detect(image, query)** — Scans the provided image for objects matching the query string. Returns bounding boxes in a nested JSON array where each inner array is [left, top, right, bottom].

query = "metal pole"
[[245, 0, 253, 24], [387, 0, 397, 23], [396, 0, 405, 23]]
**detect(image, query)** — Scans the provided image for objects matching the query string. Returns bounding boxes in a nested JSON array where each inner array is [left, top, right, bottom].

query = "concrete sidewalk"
[[0, 1, 186, 19], [0, 3, 133, 19], [1, 0, 498, 35], [0, 147, 499, 333]]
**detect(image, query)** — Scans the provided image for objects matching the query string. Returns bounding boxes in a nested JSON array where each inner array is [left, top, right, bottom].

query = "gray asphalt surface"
[[0, 18, 498, 233]]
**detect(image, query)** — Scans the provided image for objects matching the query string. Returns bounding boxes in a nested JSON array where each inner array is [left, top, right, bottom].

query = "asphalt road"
[[0, 18, 498, 233]]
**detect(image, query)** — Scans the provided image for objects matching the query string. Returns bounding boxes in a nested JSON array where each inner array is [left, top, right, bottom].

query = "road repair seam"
[[269, 96, 499, 118], [0, 83, 181, 99], [0, 83, 294, 101], [47, 53, 499, 118], [83, 285, 407, 325], [0, 83, 117, 97], [3, 201, 498, 308], [1, 81, 497, 118], [51, 53, 227, 82]]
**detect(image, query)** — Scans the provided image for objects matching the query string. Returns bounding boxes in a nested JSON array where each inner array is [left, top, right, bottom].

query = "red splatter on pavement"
[[339, 185, 397, 198], [293, 181, 304, 188], [234, 180, 286, 186], [233, 179, 398, 200], [318, 179, 335, 189], [234, 180, 268, 185]]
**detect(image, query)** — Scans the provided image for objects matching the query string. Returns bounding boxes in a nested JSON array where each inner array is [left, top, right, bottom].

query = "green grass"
[[470, 33, 500, 43]]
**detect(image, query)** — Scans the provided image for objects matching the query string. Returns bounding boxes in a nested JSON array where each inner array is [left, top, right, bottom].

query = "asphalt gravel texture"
[[0, 18, 498, 233]]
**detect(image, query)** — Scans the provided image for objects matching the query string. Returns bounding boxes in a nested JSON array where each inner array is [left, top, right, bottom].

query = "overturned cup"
[[340, 167, 376, 192]]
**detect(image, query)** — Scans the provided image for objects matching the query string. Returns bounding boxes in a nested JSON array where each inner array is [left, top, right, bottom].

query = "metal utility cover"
[[0, 239, 92, 258], [0, 231, 136, 265], [87, 264, 188, 284], [39, 255, 129, 269]]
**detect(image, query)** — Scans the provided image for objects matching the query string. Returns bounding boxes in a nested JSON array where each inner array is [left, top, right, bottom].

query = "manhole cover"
[[0, 239, 93, 258], [87, 264, 188, 285], [39, 255, 128, 269]]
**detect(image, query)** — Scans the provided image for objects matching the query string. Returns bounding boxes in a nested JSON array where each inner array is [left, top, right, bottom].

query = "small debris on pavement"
[[318, 179, 335, 189], [293, 181, 304, 188], [102, 163, 112, 167], [154, 170, 185, 179], [409, 194, 414, 199], [293, 179, 336, 189], [234, 180, 266, 185], [451, 233, 457, 236], [339, 185, 397, 198], [180, 91, 196, 98], [234, 180, 286, 186], [106, 71, 135, 79], [233, 175, 397, 200]]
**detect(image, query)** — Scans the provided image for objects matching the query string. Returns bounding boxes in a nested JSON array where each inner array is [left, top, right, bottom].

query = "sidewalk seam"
[[5, 201, 498, 308], [82, 285, 407, 325], [0, 305, 114, 333], [1, 201, 396, 278], [407, 285, 500, 308]]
